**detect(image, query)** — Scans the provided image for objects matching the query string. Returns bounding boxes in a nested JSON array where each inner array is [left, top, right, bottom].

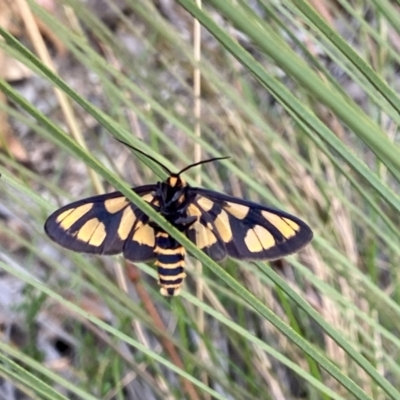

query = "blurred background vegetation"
[[1, 0, 400, 399]]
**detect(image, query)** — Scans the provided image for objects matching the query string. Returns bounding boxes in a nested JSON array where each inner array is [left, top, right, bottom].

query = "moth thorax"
[[161, 176, 187, 207]]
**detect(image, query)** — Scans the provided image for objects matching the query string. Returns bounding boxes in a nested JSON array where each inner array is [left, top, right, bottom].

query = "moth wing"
[[185, 198, 228, 261], [191, 189, 313, 261], [45, 185, 157, 261], [122, 217, 157, 262]]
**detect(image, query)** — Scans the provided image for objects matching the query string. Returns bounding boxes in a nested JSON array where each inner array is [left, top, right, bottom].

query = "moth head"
[[161, 175, 187, 206], [167, 175, 184, 188]]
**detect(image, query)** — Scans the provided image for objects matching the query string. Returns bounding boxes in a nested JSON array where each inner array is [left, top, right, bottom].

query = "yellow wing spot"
[[283, 217, 300, 231], [225, 202, 249, 219], [245, 226, 275, 252], [197, 197, 214, 212], [156, 231, 169, 238], [191, 222, 217, 249], [254, 225, 275, 249], [55, 209, 73, 223], [133, 223, 155, 247], [104, 197, 129, 213], [187, 204, 202, 218], [214, 210, 232, 242], [141, 193, 155, 203], [77, 218, 106, 246], [118, 206, 136, 240], [244, 229, 262, 252], [262, 211, 297, 239], [57, 204, 93, 230]]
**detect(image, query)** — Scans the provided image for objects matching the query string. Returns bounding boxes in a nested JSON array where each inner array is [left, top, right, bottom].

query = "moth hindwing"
[[45, 142, 313, 296]]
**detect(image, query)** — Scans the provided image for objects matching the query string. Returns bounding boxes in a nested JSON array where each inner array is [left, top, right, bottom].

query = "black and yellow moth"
[[45, 142, 313, 296]]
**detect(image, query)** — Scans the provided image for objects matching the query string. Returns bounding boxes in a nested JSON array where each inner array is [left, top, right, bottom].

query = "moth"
[[45, 142, 313, 296]]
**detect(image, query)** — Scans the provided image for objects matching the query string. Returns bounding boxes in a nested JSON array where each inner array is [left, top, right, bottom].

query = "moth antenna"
[[116, 138, 172, 175], [116, 138, 229, 176], [177, 156, 230, 175]]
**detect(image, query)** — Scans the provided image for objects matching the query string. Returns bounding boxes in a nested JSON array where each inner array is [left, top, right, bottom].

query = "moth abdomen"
[[154, 231, 186, 296]]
